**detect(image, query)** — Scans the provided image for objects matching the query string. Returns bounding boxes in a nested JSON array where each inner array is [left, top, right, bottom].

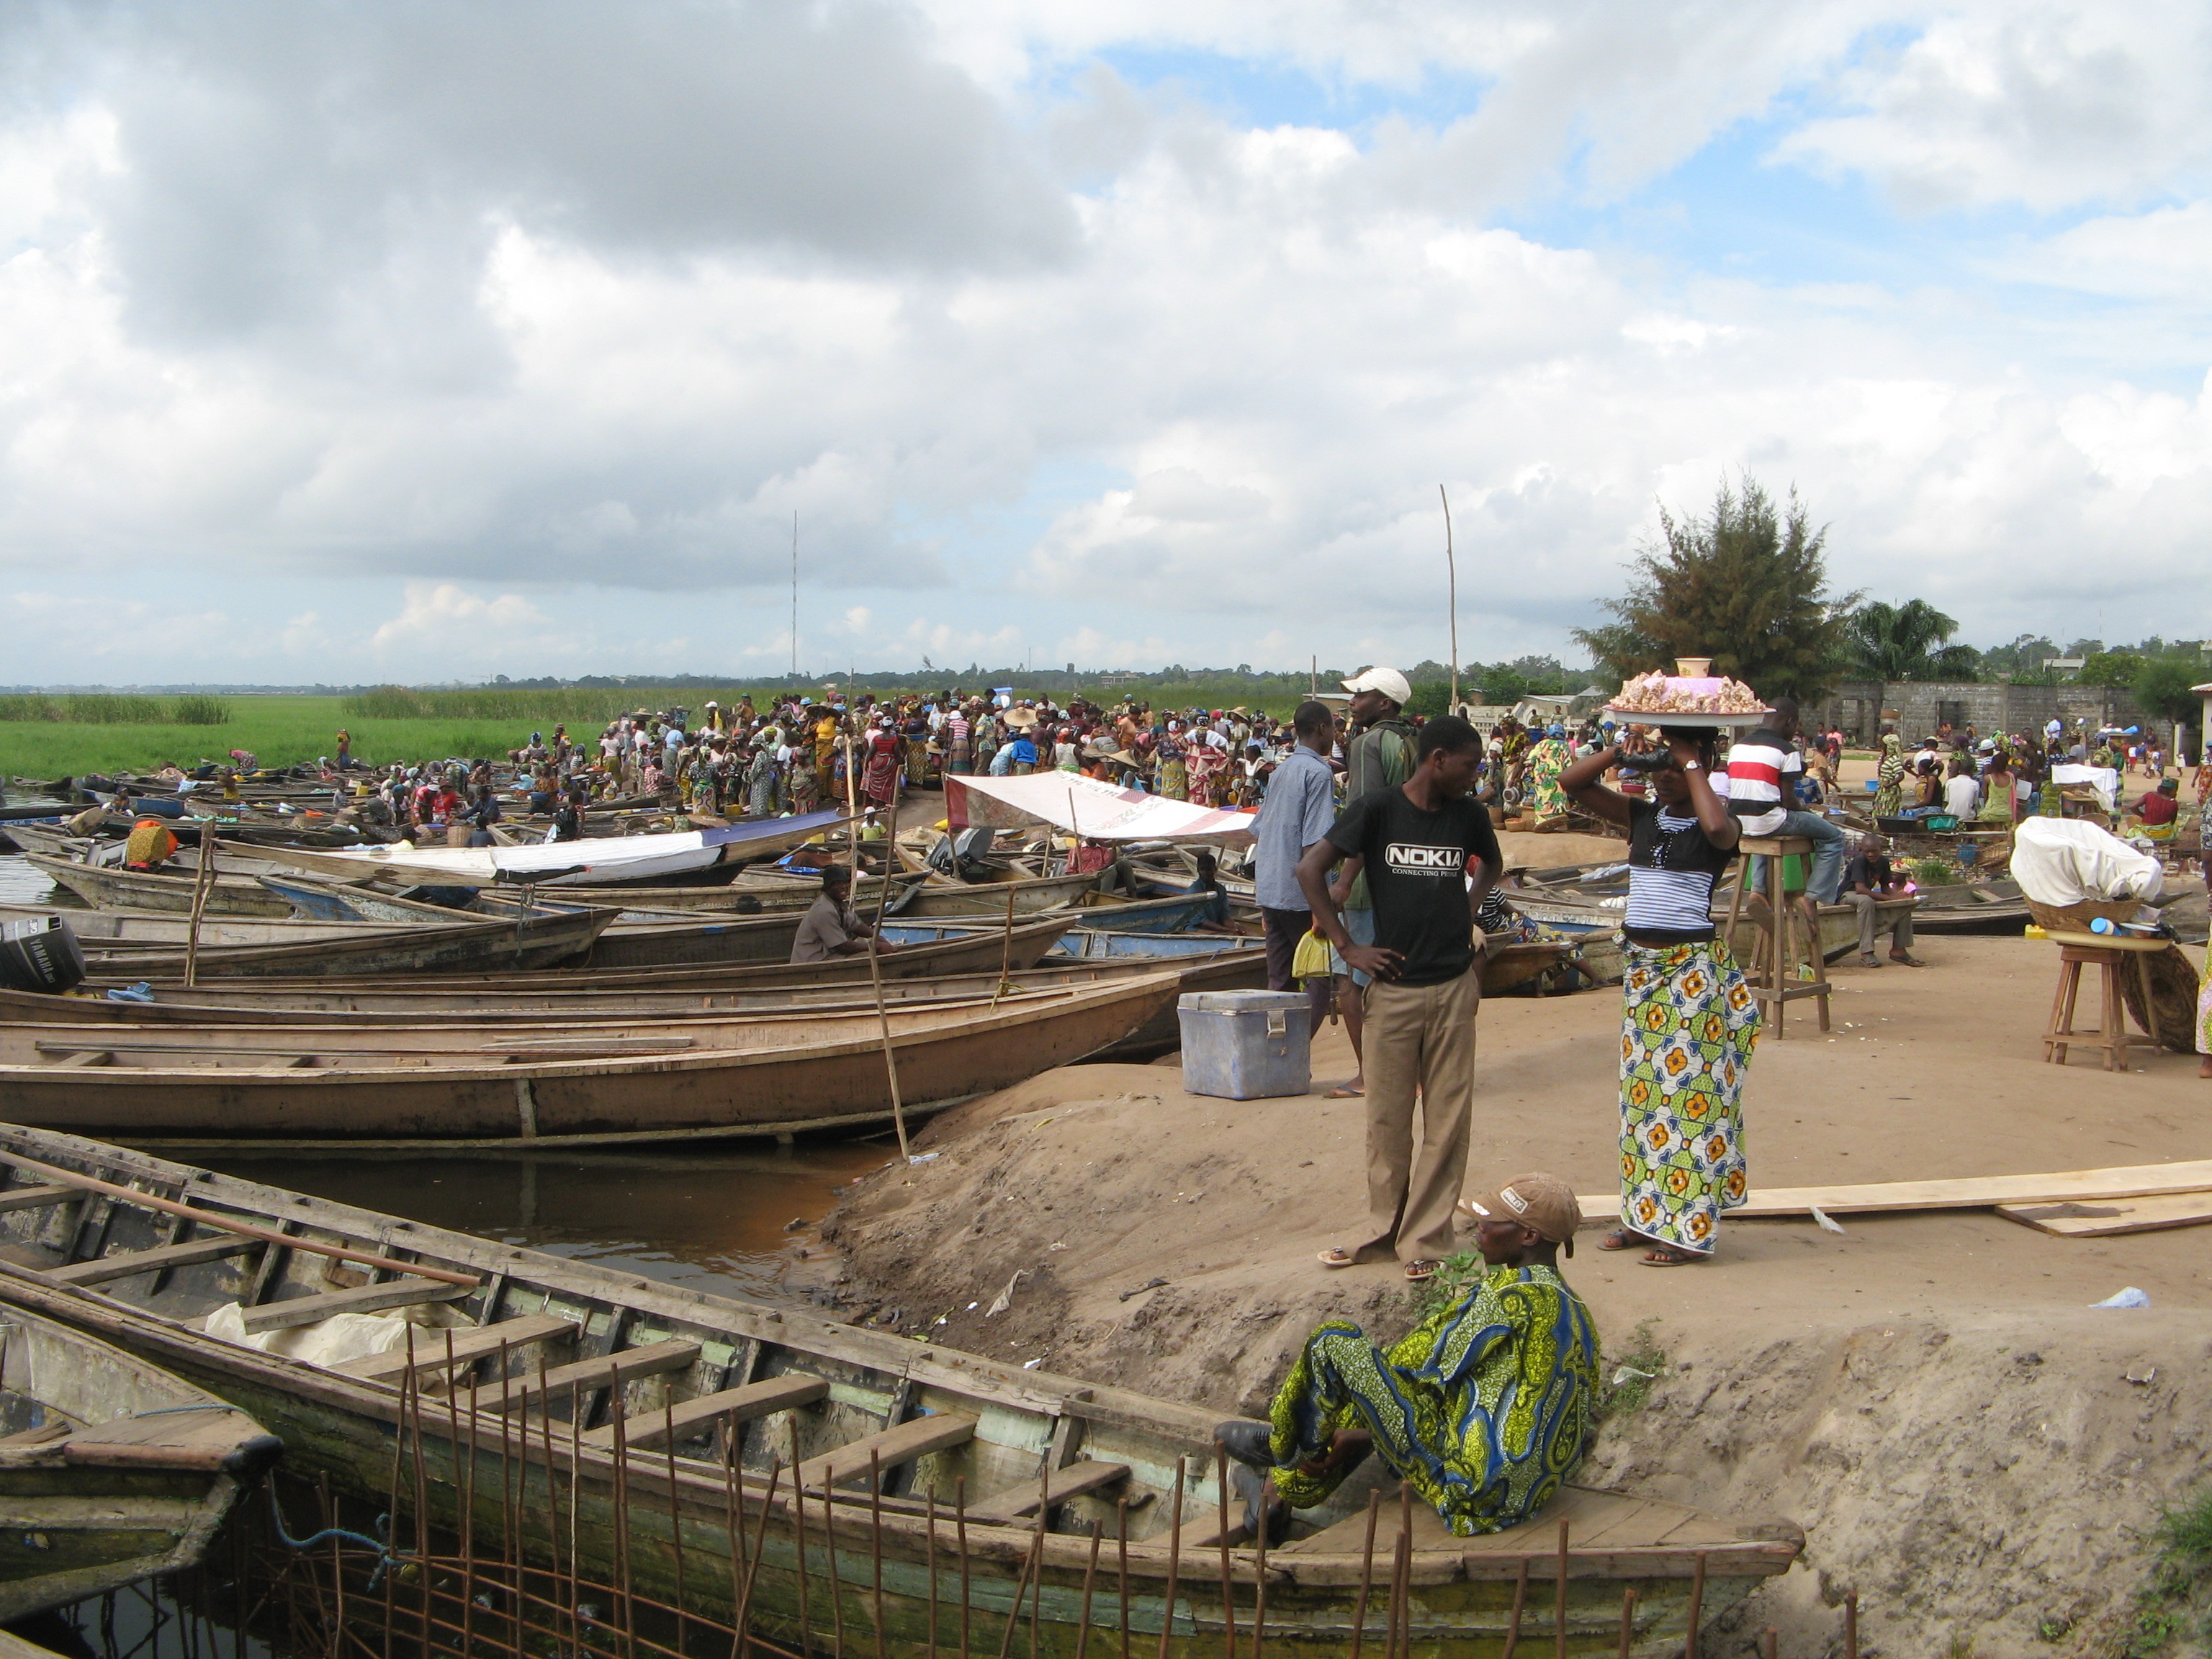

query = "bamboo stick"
[[183, 832, 217, 989], [865, 775, 912, 1161]]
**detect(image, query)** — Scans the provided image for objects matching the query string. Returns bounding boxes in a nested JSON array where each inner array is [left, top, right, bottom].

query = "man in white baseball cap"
[[1321, 667, 1419, 1100], [1341, 666, 1413, 709]]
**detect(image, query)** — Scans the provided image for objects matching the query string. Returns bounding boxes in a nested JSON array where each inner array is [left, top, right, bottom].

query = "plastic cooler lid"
[[1178, 990, 1310, 1012]]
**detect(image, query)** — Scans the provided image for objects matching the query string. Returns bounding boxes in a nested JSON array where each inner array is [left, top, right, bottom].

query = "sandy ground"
[[820, 932, 2212, 1658]]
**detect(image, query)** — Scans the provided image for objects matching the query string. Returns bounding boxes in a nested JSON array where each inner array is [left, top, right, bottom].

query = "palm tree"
[[1844, 601, 1977, 681]]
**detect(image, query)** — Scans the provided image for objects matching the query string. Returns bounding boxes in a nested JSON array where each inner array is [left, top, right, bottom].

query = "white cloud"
[[1, 3, 2211, 684]]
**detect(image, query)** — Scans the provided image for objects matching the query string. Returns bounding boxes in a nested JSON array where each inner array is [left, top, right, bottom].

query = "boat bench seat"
[[48, 1235, 261, 1285], [966, 1459, 1132, 1525], [0, 1184, 84, 1214], [581, 1373, 828, 1451], [795, 1412, 977, 1492], [241, 1278, 474, 1334], [493, 1339, 703, 1413], [336, 1313, 580, 1383]]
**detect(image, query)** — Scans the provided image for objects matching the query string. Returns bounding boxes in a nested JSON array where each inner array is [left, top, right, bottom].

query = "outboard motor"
[[925, 827, 998, 881], [0, 916, 86, 994]]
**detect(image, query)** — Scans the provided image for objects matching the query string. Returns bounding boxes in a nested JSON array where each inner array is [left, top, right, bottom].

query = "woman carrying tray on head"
[[1558, 723, 1758, 1267]]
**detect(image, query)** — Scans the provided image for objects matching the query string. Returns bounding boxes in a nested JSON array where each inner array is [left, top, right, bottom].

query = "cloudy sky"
[[3, 1, 2209, 685]]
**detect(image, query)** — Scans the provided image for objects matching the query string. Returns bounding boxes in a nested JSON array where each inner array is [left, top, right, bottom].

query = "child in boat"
[[1215, 1172, 1599, 1538]]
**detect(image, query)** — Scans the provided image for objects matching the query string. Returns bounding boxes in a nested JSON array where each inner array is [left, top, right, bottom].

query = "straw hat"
[[1004, 707, 1039, 729]]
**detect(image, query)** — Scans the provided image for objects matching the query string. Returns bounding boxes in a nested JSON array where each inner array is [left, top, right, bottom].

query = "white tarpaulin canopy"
[[276, 810, 846, 888], [946, 773, 1256, 847]]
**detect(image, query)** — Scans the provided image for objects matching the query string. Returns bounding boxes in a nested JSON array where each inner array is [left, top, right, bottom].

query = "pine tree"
[[1573, 477, 1854, 701]]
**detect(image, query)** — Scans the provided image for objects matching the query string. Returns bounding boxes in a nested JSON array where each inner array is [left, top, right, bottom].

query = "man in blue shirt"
[[1253, 701, 1340, 1032]]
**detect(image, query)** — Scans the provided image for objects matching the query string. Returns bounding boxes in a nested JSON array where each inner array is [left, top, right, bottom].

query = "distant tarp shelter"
[[946, 773, 1256, 848], [2049, 764, 2119, 812], [279, 810, 847, 889]]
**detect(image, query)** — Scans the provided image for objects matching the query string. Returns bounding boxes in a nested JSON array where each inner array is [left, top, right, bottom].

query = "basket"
[[2023, 896, 2142, 932]]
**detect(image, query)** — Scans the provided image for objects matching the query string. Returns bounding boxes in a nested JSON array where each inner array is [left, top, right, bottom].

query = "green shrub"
[[169, 695, 230, 726]]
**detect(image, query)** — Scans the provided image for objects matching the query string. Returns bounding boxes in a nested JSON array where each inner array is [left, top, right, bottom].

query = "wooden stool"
[[1722, 835, 1832, 1038], [2041, 930, 2166, 1071]]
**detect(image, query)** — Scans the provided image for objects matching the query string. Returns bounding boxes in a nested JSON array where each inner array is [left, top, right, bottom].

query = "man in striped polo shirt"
[[1723, 696, 1845, 906]]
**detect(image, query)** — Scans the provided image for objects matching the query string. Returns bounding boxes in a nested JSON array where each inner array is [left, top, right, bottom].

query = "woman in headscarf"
[[1184, 721, 1226, 806], [861, 721, 902, 808], [1523, 724, 1573, 827], [1157, 721, 1190, 801], [1870, 732, 1906, 819], [1559, 727, 1755, 1267]]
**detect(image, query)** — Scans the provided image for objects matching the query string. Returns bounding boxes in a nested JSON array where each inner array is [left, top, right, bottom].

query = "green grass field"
[[0, 678, 1323, 781]]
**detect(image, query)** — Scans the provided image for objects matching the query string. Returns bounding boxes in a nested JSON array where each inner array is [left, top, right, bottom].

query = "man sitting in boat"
[[789, 864, 901, 963], [1215, 1172, 1599, 1538]]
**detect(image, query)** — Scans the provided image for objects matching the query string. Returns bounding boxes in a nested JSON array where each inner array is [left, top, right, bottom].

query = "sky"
[[3, 0, 2211, 686]]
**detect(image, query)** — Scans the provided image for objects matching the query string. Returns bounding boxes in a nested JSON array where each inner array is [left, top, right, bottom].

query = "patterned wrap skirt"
[[1619, 938, 1761, 1255], [2197, 965, 2212, 1057]]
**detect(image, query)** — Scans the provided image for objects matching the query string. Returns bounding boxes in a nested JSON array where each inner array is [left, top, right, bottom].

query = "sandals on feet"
[[1857, 953, 1883, 967], [1323, 1084, 1364, 1099], [1638, 1245, 1709, 1267], [1402, 1259, 1441, 1282], [1597, 1228, 1640, 1251], [1889, 951, 1927, 967], [1316, 1246, 1357, 1269]]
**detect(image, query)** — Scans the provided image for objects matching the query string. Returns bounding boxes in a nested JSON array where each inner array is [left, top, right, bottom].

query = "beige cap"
[[1342, 666, 1412, 706], [1460, 1173, 1582, 1255]]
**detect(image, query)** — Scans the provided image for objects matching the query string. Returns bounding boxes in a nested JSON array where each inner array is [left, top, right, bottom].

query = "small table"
[[2041, 930, 2166, 1071]]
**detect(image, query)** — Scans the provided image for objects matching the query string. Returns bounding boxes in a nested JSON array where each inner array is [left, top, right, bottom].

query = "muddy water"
[[2, 825, 884, 1308], [202, 1145, 888, 1303]]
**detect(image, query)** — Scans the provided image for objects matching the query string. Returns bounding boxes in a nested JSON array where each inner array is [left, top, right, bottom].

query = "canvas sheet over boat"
[[947, 773, 1256, 846], [268, 810, 846, 888]]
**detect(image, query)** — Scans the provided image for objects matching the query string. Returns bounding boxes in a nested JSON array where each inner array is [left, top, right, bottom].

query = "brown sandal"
[[1597, 1228, 1641, 1251], [1638, 1246, 1709, 1267]]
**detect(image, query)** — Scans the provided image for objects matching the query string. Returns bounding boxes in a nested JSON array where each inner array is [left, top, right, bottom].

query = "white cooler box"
[[1177, 989, 1312, 1100]]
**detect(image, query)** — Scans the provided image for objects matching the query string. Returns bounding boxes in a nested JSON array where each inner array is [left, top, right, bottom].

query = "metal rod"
[[957, 1475, 971, 1659], [457, 1363, 477, 1659], [737, 1460, 785, 1659], [926, 1491, 942, 1659], [1347, 1488, 1380, 1659], [797, 1457, 816, 1659], [1501, 1557, 1527, 1659], [993, 886, 1017, 1004], [667, 1399, 688, 1636], [1031, 1459, 1048, 1659], [1685, 1554, 1707, 1659], [1156, 1457, 1186, 1659], [1554, 1519, 1568, 1659], [408, 1331, 433, 1659], [1215, 1447, 1238, 1659], [1250, 1473, 1272, 1659], [824, 1484, 848, 1659], [1761, 1628, 1778, 1659], [613, 1385, 638, 1659], [1384, 1525, 1408, 1659], [1117, 1496, 1130, 1659], [1441, 485, 1458, 711], [1844, 1591, 1858, 1659], [1616, 1587, 1635, 1658], [871, 1448, 889, 1659], [1074, 1520, 1102, 1659]]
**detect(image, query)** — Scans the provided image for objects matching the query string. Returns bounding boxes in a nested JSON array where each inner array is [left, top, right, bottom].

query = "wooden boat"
[[64, 907, 615, 980], [71, 913, 1074, 997], [889, 869, 1102, 918], [0, 1127, 1802, 1655], [0, 974, 1182, 1146], [0, 1295, 280, 1619], [29, 855, 308, 919], [1907, 878, 2031, 935]]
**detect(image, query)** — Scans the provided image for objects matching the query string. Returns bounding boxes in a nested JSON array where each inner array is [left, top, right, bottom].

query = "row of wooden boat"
[[0, 1125, 1803, 1655]]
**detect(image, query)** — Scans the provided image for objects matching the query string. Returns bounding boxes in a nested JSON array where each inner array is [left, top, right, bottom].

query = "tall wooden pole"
[[1442, 484, 1458, 712], [866, 773, 912, 1161], [182, 833, 216, 989]]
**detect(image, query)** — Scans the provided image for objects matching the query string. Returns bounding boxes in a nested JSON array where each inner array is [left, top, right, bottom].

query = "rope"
[[264, 1481, 413, 1589]]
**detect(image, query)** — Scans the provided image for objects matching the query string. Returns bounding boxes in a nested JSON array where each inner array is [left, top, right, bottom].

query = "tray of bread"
[[1604, 669, 1771, 729]]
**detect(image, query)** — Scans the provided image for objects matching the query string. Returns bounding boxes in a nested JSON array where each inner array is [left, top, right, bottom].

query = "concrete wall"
[[1807, 680, 2148, 744]]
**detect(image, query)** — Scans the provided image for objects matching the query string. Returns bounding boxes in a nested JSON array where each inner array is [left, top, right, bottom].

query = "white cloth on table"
[[2010, 817, 2164, 907], [2049, 763, 2119, 811]]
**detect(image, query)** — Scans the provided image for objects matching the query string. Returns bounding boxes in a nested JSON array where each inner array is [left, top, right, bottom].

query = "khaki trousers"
[[1352, 968, 1480, 1264]]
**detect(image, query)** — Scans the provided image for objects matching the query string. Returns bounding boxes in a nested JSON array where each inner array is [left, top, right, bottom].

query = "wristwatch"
[[1681, 759, 1702, 772]]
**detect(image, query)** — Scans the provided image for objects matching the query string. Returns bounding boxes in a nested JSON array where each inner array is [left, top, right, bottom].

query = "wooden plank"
[[0, 1185, 82, 1214], [1576, 1159, 2212, 1222], [241, 1278, 473, 1333], [580, 1373, 828, 1450], [491, 1339, 701, 1412], [1170, 1503, 1232, 1552], [966, 1459, 1131, 1525], [794, 1412, 976, 1492], [336, 1313, 579, 1382], [48, 1234, 260, 1285], [1997, 1190, 2212, 1238], [51, 1051, 112, 1069]]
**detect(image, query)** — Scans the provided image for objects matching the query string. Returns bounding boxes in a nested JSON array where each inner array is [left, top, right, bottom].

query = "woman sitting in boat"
[[1215, 1171, 1598, 1539]]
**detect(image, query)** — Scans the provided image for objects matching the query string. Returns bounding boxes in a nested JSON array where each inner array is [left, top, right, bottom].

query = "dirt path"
[[822, 933, 2212, 1657]]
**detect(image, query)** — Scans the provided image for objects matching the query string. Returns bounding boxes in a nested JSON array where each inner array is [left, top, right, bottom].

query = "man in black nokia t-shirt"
[[1297, 716, 1500, 1280]]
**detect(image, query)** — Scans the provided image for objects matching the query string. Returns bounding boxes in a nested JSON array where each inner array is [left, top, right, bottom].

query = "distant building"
[[1808, 680, 2147, 745]]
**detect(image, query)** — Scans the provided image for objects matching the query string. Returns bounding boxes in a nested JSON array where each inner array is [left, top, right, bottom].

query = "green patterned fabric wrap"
[[1265, 1266, 1600, 1536], [1619, 938, 1760, 1256]]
